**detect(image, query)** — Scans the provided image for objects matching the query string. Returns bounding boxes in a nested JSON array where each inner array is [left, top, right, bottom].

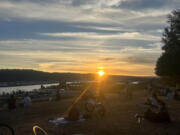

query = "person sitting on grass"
[[136, 100, 171, 123], [151, 93, 160, 106], [66, 105, 93, 121], [144, 93, 164, 108], [174, 89, 180, 100], [144, 102, 170, 123], [66, 106, 80, 121]]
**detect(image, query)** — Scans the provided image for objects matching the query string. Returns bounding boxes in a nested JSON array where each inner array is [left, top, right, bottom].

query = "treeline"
[[0, 69, 94, 82], [155, 10, 180, 82]]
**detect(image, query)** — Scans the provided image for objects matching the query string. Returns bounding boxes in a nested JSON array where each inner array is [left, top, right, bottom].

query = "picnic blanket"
[[49, 115, 86, 126]]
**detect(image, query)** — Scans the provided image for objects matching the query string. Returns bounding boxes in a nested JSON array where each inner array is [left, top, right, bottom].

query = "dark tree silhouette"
[[155, 9, 180, 79]]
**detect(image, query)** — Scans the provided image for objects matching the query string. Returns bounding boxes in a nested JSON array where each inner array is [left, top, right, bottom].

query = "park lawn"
[[1, 90, 180, 135]]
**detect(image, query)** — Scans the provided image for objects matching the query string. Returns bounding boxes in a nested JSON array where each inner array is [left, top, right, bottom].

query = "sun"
[[98, 71, 104, 76]]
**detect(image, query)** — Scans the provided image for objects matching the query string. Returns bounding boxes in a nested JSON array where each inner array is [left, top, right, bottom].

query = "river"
[[0, 83, 59, 94]]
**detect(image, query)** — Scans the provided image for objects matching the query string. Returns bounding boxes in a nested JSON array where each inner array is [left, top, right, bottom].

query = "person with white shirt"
[[23, 94, 31, 107]]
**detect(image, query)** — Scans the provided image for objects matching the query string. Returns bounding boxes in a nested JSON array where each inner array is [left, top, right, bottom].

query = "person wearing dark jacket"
[[8, 95, 16, 110]]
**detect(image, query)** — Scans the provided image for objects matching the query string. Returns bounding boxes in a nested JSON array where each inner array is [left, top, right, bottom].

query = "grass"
[[1, 89, 180, 135]]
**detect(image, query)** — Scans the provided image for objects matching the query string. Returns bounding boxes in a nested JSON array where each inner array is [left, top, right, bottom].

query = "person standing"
[[23, 94, 31, 107], [56, 89, 61, 101], [8, 95, 16, 110]]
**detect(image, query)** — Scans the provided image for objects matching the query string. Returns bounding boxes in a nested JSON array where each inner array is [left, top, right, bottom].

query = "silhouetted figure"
[[41, 85, 45, 89], [143, 103, 171, 123], [166, 89, 174, 100], [150, 93, 166, 108], [59, 81, 67, 90], [66, 106, 80, 121], [56, 89, 61, 101], [8, 95, 16, 110], [125, 85, 132, 100], [147, 84, 153, 94]]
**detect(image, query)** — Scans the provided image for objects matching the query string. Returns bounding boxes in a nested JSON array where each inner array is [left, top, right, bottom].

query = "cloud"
[[126, 56, 156, 65], [0, 0, 171, 25], [0, 39, 100, 54], [0, 38, 161, 57], [0, 1, 117, 23], [115, 0, 180, 10], [74, 25, 135, 32], [40, 32, 160, 41], [100, 57, 116, 61]]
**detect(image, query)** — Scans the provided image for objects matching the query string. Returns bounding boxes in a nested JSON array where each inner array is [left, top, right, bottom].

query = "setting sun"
[[98, 71, 104, 76]]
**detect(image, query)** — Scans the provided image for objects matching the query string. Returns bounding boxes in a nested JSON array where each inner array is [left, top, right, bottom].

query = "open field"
[[1, 90, 180, 135]]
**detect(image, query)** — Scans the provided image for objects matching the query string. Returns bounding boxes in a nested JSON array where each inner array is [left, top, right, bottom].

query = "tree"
[[155, 9, 180, 79]]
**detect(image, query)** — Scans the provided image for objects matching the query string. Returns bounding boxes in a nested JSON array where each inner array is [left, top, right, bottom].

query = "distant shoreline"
[[0, 81, 59, 87], [0, 83, 60, 95]]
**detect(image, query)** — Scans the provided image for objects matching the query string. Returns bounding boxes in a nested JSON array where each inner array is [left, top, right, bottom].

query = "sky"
[[0, 0, 180, 76]]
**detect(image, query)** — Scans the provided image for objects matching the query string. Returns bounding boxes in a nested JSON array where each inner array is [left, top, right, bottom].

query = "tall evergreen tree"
[[155, 9, 180, 79]]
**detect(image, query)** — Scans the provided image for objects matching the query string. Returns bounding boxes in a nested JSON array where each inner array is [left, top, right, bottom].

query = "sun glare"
[[98, 71, 104, 76]]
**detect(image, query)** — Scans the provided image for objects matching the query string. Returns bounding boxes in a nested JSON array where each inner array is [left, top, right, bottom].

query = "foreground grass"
[[1, 90, 180, 135]]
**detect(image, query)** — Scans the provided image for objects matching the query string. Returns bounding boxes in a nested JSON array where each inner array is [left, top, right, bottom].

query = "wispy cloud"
[[40, 32, 160, 41], [74, 25, 135, 32]]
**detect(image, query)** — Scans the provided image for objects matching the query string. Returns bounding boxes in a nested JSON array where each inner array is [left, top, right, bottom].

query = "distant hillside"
[[0, 69, 155, 83], [0, 69, 94, 82]]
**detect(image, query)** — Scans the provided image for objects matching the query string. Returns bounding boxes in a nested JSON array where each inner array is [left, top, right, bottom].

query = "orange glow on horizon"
[[37, 64, 155, 77]]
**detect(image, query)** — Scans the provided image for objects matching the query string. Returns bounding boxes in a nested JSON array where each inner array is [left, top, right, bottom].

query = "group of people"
[[67, 83, 176, 124], [8, 93, 31, 110], [163, 88, 180, 100], [137, 92, 171, 123], [148, 84, 180, 100], [145, 93, 170, 122], [64, 89, 106, 122]]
